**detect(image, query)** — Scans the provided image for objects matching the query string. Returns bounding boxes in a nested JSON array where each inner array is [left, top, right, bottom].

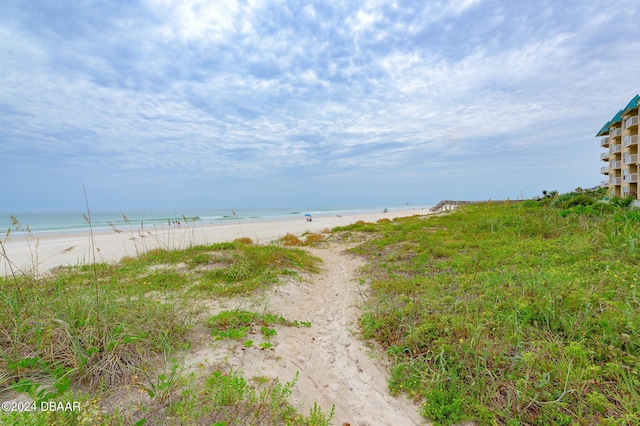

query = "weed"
[[260, 325, 277, 338], [280, 233, 303, 246], [169, 370, 334, 425], [137, 355, 184, 403], [304, 233, 324, 245], [258, 342, 274, 350], [207, 310, 308, 346], [233, 237, 254, 245]]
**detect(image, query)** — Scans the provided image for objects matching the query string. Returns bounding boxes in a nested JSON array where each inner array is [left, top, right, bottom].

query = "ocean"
[[0, 204, 432, 236]]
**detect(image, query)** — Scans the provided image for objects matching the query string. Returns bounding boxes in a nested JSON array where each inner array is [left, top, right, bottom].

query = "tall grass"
[[0, 212, 328, 424], [340, 198, 640, 425]]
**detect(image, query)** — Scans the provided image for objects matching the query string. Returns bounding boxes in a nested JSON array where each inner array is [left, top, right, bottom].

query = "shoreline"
[[1, 207, 432, 277], [0, 205, 429, 236]]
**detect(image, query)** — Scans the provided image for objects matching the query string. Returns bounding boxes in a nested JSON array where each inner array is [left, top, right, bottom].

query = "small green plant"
[[422, 384, 465, 425], [207, 310, 309, 342], [212, 327, 249, 340], [170, 370, 334, 425], [258, 342, 273, 350], [138, 356, 184, 403], [260, 326, 277, 338]]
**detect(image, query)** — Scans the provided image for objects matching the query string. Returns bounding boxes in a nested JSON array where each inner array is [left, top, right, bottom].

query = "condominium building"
[[597, 94, 639, 198]]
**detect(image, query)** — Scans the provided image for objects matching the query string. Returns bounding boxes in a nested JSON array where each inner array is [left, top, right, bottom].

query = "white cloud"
[[449, 0, 482, 15], [1, 0, 639, 208], [145, 0, 263, 43]]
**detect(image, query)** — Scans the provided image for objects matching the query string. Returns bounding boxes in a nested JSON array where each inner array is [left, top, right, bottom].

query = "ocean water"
[[0, 204, 432, 236]]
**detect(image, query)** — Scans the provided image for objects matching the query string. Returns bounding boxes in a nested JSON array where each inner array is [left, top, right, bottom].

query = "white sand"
[[1, 208, 429, 277]]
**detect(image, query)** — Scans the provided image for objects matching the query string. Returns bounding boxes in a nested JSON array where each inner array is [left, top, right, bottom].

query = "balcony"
[[612, 177, 622, 185], [610, 160, 622, 169], [601, 166, 610, 174], [601, 152, 609, 161], [624, 153, 639, 165], [624, 135, 638, 147], [610, 127, 622, 138], [625, 115, 638, 129], [601, 137, 610, 147], [624, 173, 638, 183], [601, 180, 609, 188], [611, 143, 622, 154]]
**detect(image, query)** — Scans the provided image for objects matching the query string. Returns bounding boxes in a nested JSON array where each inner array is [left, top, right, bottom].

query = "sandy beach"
[[1, 208, 429, 277]]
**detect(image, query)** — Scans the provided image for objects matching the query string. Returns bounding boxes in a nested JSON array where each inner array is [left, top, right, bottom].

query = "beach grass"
[[335, 189, 639, 425], [0, 236, 330, 425]]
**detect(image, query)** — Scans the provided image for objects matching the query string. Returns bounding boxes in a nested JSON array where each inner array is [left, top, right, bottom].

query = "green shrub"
[[564, 194, 595, 207], [610, 195, 635, 207]]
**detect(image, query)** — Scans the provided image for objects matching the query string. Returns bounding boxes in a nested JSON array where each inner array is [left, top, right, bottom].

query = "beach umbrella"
[[304, 213, 312, 217]]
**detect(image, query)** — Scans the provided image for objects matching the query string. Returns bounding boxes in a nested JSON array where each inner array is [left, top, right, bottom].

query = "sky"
[[2, 0, 639, 212]]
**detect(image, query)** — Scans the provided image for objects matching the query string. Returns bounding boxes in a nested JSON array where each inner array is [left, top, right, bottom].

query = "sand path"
[[189, 243, 424, 425]]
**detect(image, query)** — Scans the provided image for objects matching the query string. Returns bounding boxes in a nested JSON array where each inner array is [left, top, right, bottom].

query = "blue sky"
[[2, 0, 639, 211]]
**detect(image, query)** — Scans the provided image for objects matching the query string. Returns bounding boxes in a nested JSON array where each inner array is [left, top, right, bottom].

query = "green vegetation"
[[207, 309, 311, 344], [338, 190, 639, 425], [5, 187, 638, 425], [170, 370, 334, 425], [0, 233, 329, 425], [279, 232, 325, 246]]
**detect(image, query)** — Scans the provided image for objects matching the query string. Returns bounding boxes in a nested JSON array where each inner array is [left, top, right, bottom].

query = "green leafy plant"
[[138, 356, 184, 403], [169, 370, 334, 425]]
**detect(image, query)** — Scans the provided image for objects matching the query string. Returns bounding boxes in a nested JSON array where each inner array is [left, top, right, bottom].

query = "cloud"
[[1, 0, 639, 209]]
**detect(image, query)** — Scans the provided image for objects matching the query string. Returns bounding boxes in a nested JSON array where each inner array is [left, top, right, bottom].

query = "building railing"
[[611, 143, 623, 153], [612, 177, 622, 185], [624, 135, 638, 147], [624, 153, 638, 165], [625, 115, 639, 129], [601, 152, 610, 161], [601, 166, 610, 174], [610, 160, 622, 169], [623, 173, 638, 183], [601, 137, 610, 147], [601, 180, 609, 187], [611, 127, 622, 138]]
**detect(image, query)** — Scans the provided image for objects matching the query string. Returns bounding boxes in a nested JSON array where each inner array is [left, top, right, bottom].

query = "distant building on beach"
[[597, 95, 639, 198]]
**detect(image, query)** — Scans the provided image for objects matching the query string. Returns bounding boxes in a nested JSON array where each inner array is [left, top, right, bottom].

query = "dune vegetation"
[[0, 237, 332, 425], [2, 187, 639, 425], [334, 188, 639, 425]]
